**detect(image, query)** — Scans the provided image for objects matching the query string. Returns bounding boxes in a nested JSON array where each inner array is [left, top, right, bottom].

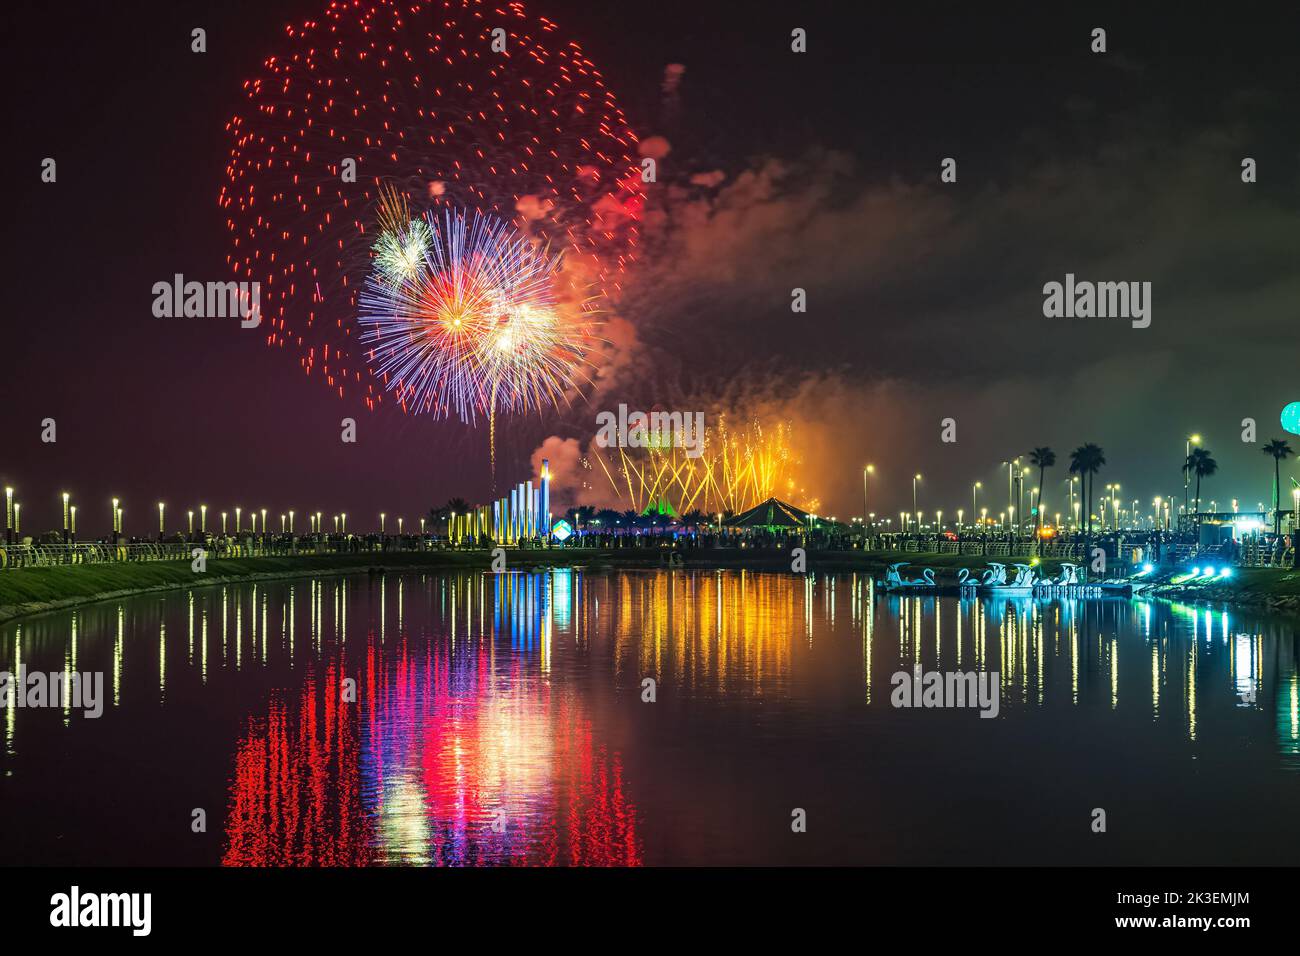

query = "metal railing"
[[0, 535, 449, 570]]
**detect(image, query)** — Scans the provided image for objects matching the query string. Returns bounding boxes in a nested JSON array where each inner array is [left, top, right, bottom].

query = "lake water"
[[2, 568, 1298, 866]]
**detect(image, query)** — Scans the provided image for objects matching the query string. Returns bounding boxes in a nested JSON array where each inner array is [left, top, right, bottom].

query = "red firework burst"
[[219, 0, 644, 409]]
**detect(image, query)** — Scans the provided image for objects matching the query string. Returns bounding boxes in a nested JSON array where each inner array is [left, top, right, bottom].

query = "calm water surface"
[[2, 569, 1298, 865]]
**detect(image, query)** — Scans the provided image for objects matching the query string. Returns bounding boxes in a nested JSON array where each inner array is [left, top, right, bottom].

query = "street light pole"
[[1183, 434, 1200, 521], [912, 474, 921, 531], [862, 464, 874, 534]]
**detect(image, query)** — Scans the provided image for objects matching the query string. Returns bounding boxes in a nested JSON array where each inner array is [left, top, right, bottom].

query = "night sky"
[[4, 1, 1299, 535]]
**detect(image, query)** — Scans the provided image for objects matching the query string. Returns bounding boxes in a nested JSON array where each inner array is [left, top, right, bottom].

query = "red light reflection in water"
[[224, 637, 641, 866]]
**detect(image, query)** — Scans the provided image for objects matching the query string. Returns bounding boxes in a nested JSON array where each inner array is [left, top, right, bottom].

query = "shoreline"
[[1, 548, 1297, 625]]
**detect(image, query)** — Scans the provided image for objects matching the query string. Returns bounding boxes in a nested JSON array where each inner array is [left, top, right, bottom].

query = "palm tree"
[[1185, 448, 1217, 517], [1068, 443, 1106, 542], [1263, 439, 1295, 537], [593, 508, 621, 528], [1029, 446, 1056, 551], [679, 509, 707, 528]]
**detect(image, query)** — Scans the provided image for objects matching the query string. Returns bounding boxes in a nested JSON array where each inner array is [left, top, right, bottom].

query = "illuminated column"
[[200, 504, 207, 533], [62, 492, 70, 542], [4, 486, 12, 544], [541, 459, 551, 539], [526, 481, 535, 538], [158, 502, 165, 539]]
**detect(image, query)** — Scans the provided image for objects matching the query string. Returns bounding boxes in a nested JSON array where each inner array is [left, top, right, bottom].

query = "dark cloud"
[[544, 95, 1300, 518]]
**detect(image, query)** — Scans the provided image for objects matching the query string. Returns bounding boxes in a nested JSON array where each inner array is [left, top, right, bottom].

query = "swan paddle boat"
[[881, 562, 937, 591]]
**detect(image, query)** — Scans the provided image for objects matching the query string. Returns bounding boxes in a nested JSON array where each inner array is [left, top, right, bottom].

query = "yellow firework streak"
[[584, 417, 820, 516]]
